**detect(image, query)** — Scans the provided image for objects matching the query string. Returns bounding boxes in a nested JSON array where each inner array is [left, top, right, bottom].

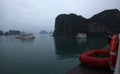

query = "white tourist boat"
[[76, 33, 86, 39], [16, 33, 35, 39]]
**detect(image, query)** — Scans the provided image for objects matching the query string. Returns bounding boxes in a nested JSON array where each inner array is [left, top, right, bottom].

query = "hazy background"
[[0, 0, 120, 33]]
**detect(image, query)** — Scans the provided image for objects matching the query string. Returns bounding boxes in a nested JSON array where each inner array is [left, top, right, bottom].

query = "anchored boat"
[[76, 33, 86, 39], [16, 33, 35, 39]]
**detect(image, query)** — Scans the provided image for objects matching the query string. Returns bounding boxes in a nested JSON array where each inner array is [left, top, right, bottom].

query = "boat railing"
[[114, 34, 120, 74]]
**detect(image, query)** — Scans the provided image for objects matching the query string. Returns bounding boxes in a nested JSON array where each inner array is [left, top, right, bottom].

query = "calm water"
[[0, 34, 108, 74]]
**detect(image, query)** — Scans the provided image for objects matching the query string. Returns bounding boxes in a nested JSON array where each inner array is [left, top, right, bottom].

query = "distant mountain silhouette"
[[0, 30, 4, 35], [0, 30, 21, 36], [4, 32, 9, 35], [53, 9, 120, 37], [40, 30, 48, 34], [8, 30, 21, 35]]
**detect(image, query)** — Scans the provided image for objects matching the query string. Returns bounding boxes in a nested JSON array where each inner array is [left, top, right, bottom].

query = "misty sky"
[[0, 0, 120, 33]]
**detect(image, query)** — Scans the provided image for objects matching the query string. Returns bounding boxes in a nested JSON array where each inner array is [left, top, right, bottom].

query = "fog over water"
[[0, 0, 120, 33]]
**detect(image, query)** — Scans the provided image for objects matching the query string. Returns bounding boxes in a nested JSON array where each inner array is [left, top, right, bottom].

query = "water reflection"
[[17, 38, 35, 43], [86, 34, 109, 49], [0, 36, 17, 44], [53, 37, 87, 59], [53, 34, 108, 59]]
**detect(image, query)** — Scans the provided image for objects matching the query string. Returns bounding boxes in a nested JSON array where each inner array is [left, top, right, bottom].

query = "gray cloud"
[[0, 0, 120, 33]]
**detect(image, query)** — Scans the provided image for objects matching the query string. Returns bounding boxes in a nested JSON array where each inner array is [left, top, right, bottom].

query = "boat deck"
[[114, 39, 120, 74], [67, 64, 113, 74]]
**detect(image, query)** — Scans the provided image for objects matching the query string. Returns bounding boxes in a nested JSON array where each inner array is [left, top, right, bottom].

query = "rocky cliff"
[[87, 9, 120, 34], [53, 13, 86, 37], [53, 9, 120, 36]]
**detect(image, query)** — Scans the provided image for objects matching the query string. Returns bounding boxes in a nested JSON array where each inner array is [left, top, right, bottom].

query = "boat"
[[79, 34, 119, 69], [76, 33, 86, 39], [16, 33, 35, 39]]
